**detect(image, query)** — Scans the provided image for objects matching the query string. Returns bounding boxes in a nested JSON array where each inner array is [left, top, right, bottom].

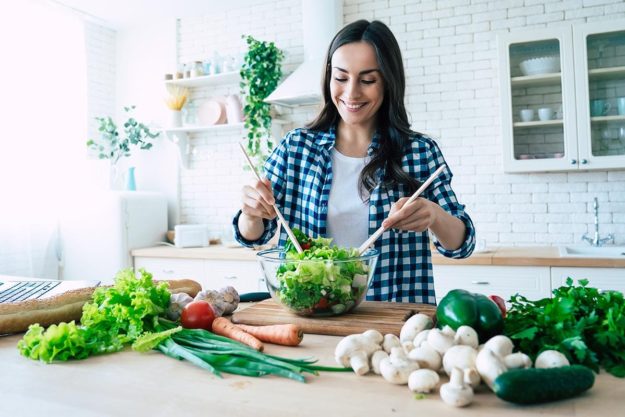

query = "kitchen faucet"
[[581, 197, 614, 247]]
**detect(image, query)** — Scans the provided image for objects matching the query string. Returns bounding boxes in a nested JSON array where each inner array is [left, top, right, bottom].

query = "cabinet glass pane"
[[587, 30, 625, 157], [509, 39, 565, 160]]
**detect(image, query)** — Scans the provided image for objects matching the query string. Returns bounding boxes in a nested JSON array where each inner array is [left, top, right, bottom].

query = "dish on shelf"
[[519, 55, 561, 76], [197, 100, 226, 125]]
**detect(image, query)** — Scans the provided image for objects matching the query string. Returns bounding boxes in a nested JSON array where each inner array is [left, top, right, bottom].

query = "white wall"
[[169, 0, 625, 246]]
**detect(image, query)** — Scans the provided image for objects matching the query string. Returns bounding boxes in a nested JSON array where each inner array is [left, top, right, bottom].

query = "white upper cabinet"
[[498, 21, 625, 173], [574, 20, 625, 170]]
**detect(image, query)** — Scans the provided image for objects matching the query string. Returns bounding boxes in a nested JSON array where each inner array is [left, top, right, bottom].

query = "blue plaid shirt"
[[233, 127, 475, 304]]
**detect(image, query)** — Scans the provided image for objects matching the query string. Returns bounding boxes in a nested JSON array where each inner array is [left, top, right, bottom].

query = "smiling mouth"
[[341, 100, 367, 111]]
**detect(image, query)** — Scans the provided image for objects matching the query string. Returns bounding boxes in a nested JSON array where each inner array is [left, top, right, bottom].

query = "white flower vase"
[[169, 110, 182, 127], [109, 162, 126, 190]]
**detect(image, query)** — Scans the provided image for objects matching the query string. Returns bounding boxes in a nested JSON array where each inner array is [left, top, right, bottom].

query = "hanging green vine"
[[240, 35, 284, 166]]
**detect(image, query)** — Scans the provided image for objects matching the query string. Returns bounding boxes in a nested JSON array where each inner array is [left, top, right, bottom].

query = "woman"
[[233, 20, 475, 304]]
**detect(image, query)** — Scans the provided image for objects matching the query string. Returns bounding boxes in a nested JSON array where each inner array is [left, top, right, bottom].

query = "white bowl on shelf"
[[519, 56, 561, 76]]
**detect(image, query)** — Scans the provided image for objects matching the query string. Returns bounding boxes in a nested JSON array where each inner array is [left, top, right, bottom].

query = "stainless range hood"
[[264, 0, 343, 107]]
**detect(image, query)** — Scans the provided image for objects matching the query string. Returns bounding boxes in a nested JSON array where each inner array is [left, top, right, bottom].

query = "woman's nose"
[[345, 79, 361, 99]]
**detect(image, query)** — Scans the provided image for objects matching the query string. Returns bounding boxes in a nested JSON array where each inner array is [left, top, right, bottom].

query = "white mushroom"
[[504, 352, 532, 369], [463, 368, 481, 389], [334, 329, 383, 375], [475, 346, 507, 390], [407, 343, 442, 371], [442, 345, 481, 388], [453, 325, 479, 349], [442, 345, 478, 375], [379, 347, 420, 384], [427, 328, 456, 355], [535, 350, 570, 368], [401, 341, 415, 354], [382, 333, 401, 353], [399, 313, 434, 342], [408, 369, 440, 393], [441, 325, 456, 338], [440, 367, 474, 407], [371, 350, 389, 375], [413, 329, 431, 348], [482, 335, 514, 358]]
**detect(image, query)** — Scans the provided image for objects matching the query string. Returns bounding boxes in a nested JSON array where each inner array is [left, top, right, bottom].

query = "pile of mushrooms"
[[334, 313, 569, 408]]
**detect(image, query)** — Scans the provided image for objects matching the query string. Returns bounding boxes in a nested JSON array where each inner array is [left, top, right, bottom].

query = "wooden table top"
[[1, 332, 622, 417]]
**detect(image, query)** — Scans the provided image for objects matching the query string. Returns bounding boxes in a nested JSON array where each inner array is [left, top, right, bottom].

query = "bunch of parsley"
[[504, 278, 625, 377]]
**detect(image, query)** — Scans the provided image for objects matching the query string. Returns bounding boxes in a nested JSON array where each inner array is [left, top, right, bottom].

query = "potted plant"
[[239, 35, 284, 166], [86, 105, 159, 188]]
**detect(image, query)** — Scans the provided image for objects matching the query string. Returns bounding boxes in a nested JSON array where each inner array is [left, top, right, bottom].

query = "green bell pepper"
[[436, 289, 504, 343]]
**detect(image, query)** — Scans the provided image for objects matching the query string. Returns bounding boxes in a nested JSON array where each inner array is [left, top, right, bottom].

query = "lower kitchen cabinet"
[[551, 267, 625, 293], [433, 265, 552, 304], [134, 257, 264, 294]]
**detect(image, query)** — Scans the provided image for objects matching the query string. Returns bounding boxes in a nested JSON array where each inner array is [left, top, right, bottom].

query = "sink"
[[559, 245, 625, 258]]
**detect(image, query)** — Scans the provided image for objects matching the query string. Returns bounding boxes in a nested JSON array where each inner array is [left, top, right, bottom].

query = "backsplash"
[[175, 0, 625, 246]]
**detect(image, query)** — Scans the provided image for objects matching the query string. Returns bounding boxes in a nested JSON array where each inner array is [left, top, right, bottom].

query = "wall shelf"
[[165, 71, 240, 88]]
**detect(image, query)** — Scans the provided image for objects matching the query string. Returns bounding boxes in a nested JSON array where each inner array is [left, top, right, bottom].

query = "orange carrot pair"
[[212, 317, 264, 351], [211, 318, 304, 350]]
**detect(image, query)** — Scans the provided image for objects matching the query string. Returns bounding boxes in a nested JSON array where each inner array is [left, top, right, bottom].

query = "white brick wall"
[[175, 0, 625, 246]]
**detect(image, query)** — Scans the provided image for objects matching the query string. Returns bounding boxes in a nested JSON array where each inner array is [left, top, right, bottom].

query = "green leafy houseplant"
[[86, 105, 159, 165], [240, 35, 284, 166]]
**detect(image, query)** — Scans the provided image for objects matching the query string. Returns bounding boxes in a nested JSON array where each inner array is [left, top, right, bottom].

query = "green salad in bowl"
[[256, 230, 379, 317]]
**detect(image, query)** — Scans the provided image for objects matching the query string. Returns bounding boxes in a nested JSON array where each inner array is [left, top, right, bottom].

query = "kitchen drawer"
[[551, 267, 625, 294], [433, 265, 552, 304], [204, 260, 264, 294], [134, 257, 205, 281]]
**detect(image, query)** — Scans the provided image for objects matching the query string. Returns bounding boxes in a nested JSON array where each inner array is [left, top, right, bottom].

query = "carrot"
[[235, 323, 303, 347], [211, 317, 264, 352]]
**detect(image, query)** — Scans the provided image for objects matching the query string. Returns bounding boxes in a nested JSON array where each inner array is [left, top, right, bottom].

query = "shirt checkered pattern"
[[233, 127, 475, 304]]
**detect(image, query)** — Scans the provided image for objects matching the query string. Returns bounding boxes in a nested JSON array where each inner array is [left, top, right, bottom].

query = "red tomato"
[[301, 242, 311, 250], [313, 297, 329, 310], [181, 300, 216, 330]]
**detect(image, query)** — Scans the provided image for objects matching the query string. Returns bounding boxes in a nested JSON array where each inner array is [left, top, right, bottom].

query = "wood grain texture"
[[231, 299, 436, 336]]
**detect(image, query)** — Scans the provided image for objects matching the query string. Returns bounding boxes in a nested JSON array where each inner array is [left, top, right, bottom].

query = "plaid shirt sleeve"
[[421, 137, 476, 258]]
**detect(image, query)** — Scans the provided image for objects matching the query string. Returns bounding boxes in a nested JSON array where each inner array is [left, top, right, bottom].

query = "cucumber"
[[493, 365, 595, 404]]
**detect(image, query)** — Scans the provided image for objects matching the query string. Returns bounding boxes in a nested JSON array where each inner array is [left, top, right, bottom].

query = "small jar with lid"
[[190, 61, 204, 78]]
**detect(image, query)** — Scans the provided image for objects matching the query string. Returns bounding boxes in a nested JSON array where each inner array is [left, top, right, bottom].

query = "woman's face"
[[330, 41, 384, 129]]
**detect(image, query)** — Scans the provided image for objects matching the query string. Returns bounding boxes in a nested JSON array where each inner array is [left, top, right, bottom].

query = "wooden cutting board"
[[231, 299, 436, 337]]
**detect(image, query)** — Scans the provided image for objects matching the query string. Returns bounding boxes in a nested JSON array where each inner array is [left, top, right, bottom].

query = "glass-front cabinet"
[[499, 21, 625, 173]]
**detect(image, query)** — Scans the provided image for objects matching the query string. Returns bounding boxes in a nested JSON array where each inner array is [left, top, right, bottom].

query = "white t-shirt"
[[326, 148, 370, 249]]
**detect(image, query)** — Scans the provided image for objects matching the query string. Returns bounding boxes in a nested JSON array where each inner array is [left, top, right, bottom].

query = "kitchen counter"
[[132, 245, 625, 268], [1, 331, 622, 417]]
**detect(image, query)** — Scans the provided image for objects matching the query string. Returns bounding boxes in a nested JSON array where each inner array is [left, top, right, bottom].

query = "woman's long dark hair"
[[306, 19, 420, 199]]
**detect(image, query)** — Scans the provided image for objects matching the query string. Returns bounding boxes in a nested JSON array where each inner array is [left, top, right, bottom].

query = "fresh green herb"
[[17, 269, 170, 362], [277, 230, 371, 314], [504, 278, 625, 377]]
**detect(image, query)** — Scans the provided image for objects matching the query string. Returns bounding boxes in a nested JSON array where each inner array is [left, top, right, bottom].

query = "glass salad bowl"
[[256, 248, 379, 317]]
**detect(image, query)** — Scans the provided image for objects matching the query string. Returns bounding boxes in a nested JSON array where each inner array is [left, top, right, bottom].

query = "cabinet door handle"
[[471, 281, 490, 285], [570, 159, 577, 165], [580, 159, 588, 164]]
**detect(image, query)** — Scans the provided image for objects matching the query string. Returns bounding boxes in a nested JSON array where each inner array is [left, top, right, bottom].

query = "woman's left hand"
[[382, 197, 440, 232]]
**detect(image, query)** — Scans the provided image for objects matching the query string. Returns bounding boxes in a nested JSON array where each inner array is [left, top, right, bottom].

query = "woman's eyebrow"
[[333, 66, 380, 75]]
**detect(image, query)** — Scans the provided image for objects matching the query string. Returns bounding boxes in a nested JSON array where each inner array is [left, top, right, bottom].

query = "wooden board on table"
[[231, 299, 436, 336]]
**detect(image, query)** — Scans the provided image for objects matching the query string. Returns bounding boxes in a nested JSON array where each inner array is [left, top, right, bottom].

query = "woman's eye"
[[334, 78, 348, 82], [361, 80, 376, 85]]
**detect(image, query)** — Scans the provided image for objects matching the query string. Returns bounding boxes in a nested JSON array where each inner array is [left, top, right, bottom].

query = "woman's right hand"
[[241, 177, 277, 220]]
